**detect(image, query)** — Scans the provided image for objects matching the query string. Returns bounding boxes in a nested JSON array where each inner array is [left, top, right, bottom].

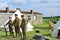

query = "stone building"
[[0, 7, 42, 24]]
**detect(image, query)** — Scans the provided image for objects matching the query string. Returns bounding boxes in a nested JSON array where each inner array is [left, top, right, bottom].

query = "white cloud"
[[28, 0, 40, 3], [28, 0, 40, 2], [29, 0, 60, 9], [0, 2, 9, 9], [12, 0, 27, 5]]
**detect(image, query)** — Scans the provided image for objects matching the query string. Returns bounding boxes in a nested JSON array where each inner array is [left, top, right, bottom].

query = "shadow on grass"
[[0, 35, 9, 38], [43, 34, 51, 37], [34, 27, 48, 29], [56, 37, 60, 39]]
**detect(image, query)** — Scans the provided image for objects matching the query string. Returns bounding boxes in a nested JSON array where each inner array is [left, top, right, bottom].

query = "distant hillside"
[[43, 16, 60, 24]]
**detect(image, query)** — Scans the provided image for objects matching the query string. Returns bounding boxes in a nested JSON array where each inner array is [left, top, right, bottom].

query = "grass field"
[[0, 22, 60, 40]]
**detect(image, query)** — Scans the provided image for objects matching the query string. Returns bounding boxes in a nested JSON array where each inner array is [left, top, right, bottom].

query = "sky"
[[0, 0, 60, 17]]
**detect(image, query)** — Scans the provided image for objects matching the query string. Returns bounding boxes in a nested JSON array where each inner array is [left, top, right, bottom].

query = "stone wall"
[[23, 13, 43, 24]]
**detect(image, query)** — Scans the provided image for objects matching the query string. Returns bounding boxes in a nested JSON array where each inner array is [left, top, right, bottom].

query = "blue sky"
[[0, 0, 60, 17]]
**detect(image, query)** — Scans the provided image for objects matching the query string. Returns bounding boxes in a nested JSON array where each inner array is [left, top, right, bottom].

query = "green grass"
[[32, 22, 57, 40], [0, 22, 58, 40], [33, 22, 49, 29], [27, 22, 56, 40]]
